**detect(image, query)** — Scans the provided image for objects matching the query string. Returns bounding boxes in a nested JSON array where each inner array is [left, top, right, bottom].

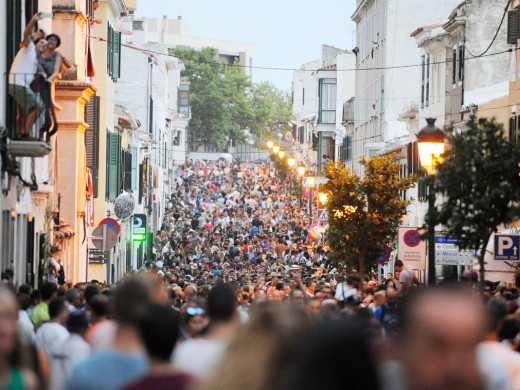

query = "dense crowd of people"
[[3, 159, 520, 389]]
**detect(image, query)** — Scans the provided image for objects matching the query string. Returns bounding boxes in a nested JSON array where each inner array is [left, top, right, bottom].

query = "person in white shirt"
[[8, 12, 47, 137], [36, 297, 70, 390]]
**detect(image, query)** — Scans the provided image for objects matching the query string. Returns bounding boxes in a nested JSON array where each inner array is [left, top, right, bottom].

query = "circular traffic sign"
[[99, 218, 120, 235], [91, 224, 118, 251], [375, 244, 391, 264], [404, 230, 421, 247]]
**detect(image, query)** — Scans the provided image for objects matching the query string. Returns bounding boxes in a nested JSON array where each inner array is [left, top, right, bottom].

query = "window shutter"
[[107, 24, 113, 77], [84, 96, 100, 169], [508, 10, 520, 45], [107, 132, 121, 200], [112, 30, 121, 80], [131, 147, 138, 193], [123, 150, 132, 191], [149, 97, 154, 133]]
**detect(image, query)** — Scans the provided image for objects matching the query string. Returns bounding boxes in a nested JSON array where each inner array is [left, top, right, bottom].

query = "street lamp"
[[287, 157, 295, 167], [273, 145, 280, 154], [318, 191, 328, 205], [306, 175, 316, 220], [267, 140, 274, 150], [297, 164, 306, 207], [278, 150, 285, 159], [417, 118, 445, 286]]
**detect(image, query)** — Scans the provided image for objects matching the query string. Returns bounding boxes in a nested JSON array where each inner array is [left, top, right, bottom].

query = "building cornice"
[[352, 0, 375, 23]]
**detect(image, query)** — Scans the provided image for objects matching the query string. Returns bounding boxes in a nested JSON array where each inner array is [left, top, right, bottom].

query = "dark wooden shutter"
[[508, 10, 520, 45], [106, 132, 121, 200], [149, 97, 154, 133], [85, 96, 100, 169], [138, 163, 144, 203], [123, 150, 132, 191]]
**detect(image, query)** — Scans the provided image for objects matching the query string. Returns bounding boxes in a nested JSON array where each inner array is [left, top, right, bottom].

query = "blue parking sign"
[[494, 234, 520, 261]]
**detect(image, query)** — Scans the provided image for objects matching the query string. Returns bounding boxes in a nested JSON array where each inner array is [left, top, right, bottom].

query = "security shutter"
[[508, 10, 520, 45], [106, 132, 121, 200]]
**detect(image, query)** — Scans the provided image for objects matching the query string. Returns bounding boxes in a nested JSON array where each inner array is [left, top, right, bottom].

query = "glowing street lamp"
[[318, 192, 328, 205], [417, 118, 445, 176], [287, 157, 295, 167], [273, 145, 280, 154], [416, 118, 445, 286], [278, 150, 285, 159], [267, 140, 274, 149]]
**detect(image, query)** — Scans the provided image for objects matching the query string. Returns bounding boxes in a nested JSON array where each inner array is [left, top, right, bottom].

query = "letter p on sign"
[[498, 236, 514, 255]]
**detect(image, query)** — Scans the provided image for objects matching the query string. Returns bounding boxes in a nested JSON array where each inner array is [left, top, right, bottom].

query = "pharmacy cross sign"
[[404, 230, 421, 247]]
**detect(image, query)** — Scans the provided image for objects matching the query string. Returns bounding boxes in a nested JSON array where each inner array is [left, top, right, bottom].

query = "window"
[[452, 48, 457, 85], [426, 54, 430, 107], [106, 132, 121, 200], [298, 126, 305, 144], [510, 114, 518, 145], [340, 136, 353, 162], [149, 97, 154, 133], [458, 45, 464, 81], [421, 55, 425, 108], [107, 22, 121, 80], [178, 84, 190, 118], [84, 96, 100, 197], [123, 150, 133, 192], [318, 78, 336, 124]]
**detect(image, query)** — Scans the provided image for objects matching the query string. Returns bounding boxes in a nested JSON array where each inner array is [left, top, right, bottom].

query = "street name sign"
[[434, 236, 475, 266]]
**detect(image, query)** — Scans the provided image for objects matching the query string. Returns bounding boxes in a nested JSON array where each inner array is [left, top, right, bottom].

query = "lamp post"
[[306, 175, 316, 221], [278, 150, 285, 159], [287, 157, 295, 192], [297, 164, 306, 208], [273, 145, 280, 154], [416, 118, 445, 286], [267, 140, 273, 175]]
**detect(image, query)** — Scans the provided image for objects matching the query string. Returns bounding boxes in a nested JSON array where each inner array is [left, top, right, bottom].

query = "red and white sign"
[[398, 227, 426, 270]]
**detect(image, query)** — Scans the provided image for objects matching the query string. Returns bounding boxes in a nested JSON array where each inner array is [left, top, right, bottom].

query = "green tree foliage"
[[171, 48, 291, 151], [249, 82, 292, 139], [323, 156, 413, 279], [426, 116, 520, 290]]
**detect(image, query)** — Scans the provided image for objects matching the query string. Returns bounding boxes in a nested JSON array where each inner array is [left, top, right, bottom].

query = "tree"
[[426, 116, 520, 291], [323, 156, 413, 281], [171, 47, 252, 151], [171, 49, 292, 152], [249, 82, 292, 140]]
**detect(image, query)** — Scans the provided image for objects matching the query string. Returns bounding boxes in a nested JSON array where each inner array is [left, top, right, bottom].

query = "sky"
[[135, 0, 357, 92]]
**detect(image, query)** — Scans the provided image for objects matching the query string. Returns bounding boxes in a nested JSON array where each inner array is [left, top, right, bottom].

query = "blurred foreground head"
[[392, 285, 488, 390]]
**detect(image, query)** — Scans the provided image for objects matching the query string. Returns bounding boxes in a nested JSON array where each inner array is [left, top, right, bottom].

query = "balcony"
[[4, 73, 57, 157]]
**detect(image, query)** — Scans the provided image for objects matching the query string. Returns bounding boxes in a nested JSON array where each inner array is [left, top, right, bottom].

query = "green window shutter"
[[112, 31, 121, 80], [107, 132, 121, 200]]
